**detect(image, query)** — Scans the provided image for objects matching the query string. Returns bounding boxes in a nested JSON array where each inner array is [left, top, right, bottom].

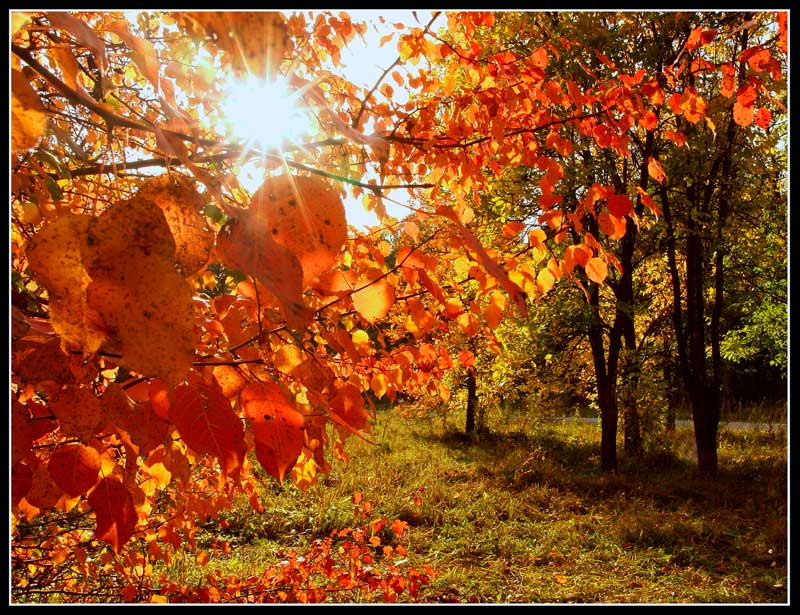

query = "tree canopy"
[[10, 10, 787, 603]]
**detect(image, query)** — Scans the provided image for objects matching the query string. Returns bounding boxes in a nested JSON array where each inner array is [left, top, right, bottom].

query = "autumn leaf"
[[754, 107, 772, 130], [170, 379, 247, 478], [134, 175, 214, 276], [733, 102, 754, 127], [241, 382, 306, 483], [536, 268, 556, 294], [329, 383, 371, 435], [88, 477, 138, 553], [606, 194, 632, 218], [216, 206, 312, 328], [175, 12, 289, 80], [87, 254, 197, 386], [12, 462, 33, 508], [48, 386, 105, 442], [47, 445, 101, 497], [585, 257, 608, 285], [249, 174, 348, 287], [11, 68, 47, 154], [25, 214, 108, 356], [352, 271, 396, 324], [647, 157, 668, 184]]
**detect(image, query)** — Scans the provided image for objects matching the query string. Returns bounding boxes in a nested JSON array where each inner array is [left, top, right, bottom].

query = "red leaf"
[[170, 379, 247, 478], [48, 444, 101, 497], [736, 84, 757, 108], [242, 382, 305, 483], [89, 477, 138, 553], [606, 194, 632, 218], [12, 462, 33, 507], [754, 107, 772, 130]]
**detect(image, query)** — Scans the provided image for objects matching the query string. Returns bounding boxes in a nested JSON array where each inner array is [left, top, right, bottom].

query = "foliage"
[[10, 9, 787, 603]]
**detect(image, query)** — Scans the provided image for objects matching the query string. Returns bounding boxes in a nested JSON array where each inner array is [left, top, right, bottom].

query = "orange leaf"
[[87, 254, 196, 385], [171, 380, 247, 478], [352, 271, 395, 324], [48, 444, 101, 497], [647, 157, 668, 184], [585, 257, 608, 285], [754, 107, 772, 130], [329, 383, 370, 434], [719, 63, 736, 98], [636, 187, 662, 219], [11, 68, 47, 154], [48, 386, 105, 442], [242, 382, 305, 483], [89, 477, 138, 553], [134, 175, 213, 276], [439, 208, 527, 316], [736, 84, 757, 108], [458, 350, 475, 368], [370, 373, 388, 400], [536, 268, 555, 294], [502, 220, 526, 238], [216, 206, 311, 328], [733, 102, 753, 126], [250, 174, 347, 287], [597, 211, 627, 239]]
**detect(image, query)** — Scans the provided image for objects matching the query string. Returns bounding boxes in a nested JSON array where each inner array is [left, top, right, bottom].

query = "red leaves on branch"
[[170, 378, 248, 479], [242, 382, 306, 483], [88, 477, 138, 554]]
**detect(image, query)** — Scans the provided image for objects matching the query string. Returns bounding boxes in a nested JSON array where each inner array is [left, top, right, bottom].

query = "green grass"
[[169, 406, 787, 604]]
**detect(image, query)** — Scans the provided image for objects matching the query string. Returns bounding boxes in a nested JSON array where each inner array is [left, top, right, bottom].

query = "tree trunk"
[[465, 367, 477, 434], [587, 281, 621, 473]]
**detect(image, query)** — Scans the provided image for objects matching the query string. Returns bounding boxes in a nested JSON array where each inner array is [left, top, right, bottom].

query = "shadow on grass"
[[410, 421, 786, 583]]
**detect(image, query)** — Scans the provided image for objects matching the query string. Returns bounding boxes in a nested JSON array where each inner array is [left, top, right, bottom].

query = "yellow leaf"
[[11, 69, 47, 154], [352, 272, 395, 324], [536, 268, 555, 294], [25, 214, 108, 355], [370, 373, 388, 399]]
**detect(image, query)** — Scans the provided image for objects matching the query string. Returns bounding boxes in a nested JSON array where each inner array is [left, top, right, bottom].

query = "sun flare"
[[217, 75, 312, 151]]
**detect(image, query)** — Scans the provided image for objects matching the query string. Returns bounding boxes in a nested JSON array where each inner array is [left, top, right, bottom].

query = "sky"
[[322, 10, 439, 229]]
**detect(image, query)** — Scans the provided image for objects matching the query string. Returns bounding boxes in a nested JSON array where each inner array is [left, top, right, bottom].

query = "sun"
[[217, 74, 313, 151]]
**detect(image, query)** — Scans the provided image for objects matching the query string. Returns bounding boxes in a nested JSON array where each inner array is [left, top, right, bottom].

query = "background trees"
[[11, 9, 786, 602]]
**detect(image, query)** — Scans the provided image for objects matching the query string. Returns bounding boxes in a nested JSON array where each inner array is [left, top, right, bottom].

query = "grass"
[[167, 405, 788, 604]]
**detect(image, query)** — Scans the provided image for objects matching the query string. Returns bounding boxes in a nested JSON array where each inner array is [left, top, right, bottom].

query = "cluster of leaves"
[[10, 9, 787, 603], [12, 491, 432, 603]]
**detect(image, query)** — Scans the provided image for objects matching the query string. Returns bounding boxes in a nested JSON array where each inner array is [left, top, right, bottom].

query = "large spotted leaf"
[[134, 175, 213, 276], [216, 207, 311, 328], [250, 174, 348, 287], [25, 214, 108, 354], [87, 253, 196, 385]]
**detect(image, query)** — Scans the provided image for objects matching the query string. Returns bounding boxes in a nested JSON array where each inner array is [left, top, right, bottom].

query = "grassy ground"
[[173, 406, 788, 604]]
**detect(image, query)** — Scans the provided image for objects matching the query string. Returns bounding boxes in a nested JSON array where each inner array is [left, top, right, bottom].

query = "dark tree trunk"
[[465, 367, 477, 434], [587, 281, 621, 473]]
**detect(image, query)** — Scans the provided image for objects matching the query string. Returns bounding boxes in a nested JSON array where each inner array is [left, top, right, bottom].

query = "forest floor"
[[173, 406, 788, 604]]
